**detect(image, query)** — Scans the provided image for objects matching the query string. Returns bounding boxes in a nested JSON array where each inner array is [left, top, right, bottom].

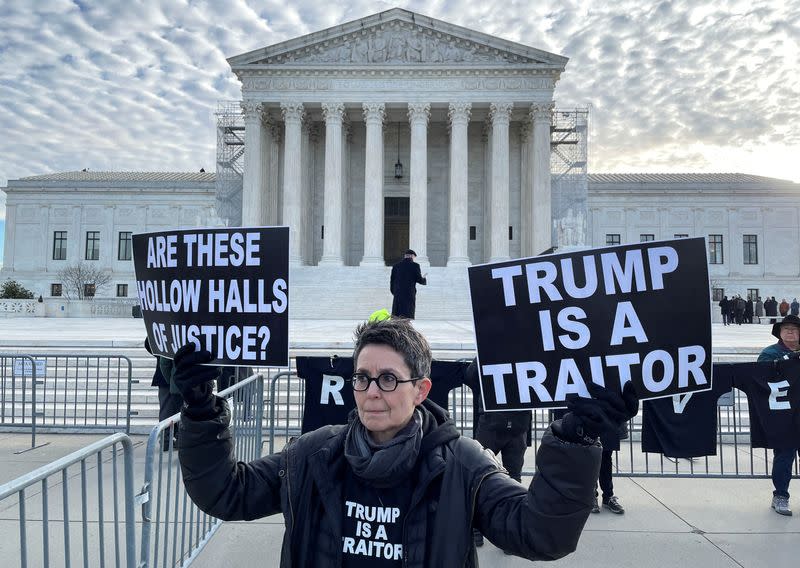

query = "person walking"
[[757, 314, 800, 516], [389, 249, 427, 319], [791, 298, 799, 316], [745, 297, 754, 324], [173, 318, 637, 565], [756, 297, 764, 323]]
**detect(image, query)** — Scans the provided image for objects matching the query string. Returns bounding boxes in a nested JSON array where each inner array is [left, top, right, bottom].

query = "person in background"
[[779, 298, 791, 317], [719, 295, 730, 326], [390, 249, 427, 319], [174, 318, 637, 565], [756, 296, 764, 323], [757, 314, 800, 516], [745, 297, 754, 324], [791, 298, 799, 317]]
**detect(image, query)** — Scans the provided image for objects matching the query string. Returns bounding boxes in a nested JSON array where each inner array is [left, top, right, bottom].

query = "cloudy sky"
[[1, 0, 798, 218]]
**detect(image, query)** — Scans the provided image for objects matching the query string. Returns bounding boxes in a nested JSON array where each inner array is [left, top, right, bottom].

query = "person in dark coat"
[[390, 249, 427, 319], [745, 297, 754, 324], [719, 296, 730, 325], [757, 315, 800, 516], [173, 318, 636, 566]]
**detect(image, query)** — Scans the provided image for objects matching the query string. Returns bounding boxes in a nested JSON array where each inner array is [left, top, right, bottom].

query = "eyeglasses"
[[350, 372, 420, 392]]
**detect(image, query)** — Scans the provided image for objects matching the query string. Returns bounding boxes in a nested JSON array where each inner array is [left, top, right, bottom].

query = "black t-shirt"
[[730, 360, 800, 449], [641, 365, 734, 458], [341, 469, 412, 567]]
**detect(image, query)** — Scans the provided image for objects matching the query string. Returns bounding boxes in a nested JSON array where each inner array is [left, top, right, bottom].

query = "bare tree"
[[57, 263, 112, 300]]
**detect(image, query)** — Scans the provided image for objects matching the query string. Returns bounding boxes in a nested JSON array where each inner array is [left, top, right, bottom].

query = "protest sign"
[[132, 227, 289, 367], [468, 237, 712, 410]]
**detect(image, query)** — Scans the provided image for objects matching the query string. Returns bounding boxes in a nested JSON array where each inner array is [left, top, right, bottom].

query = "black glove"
[[172, 343, 219, 419], [553, 382, 638, 444]]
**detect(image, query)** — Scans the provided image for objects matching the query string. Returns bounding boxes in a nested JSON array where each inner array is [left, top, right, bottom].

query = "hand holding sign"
[[173, 343, 219, 418], [553, 383, 638, 443]]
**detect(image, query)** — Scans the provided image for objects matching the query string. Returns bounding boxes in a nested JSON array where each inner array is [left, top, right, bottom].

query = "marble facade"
[[230, 8, 564, 268]]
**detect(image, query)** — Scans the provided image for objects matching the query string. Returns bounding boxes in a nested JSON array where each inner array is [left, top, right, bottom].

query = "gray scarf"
[[344, 410, 423, 488]]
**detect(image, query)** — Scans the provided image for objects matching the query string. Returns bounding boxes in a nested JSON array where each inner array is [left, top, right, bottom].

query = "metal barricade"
[[0, 353, 134, 438], [138, 371, 265, 568], [0, 354, 46, 452], [0, 433, 136, 568], [264, 359, 797, 480]]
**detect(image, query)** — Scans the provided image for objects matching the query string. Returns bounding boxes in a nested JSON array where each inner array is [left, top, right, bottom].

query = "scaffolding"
[[215, 101, 245, 227], [550, 107, 590, 250]]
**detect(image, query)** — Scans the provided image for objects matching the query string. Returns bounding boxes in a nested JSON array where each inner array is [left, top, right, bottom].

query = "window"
[[469, 226, 476, 241], [116, 284, 128, 297], [83, 283, 96, 298], [747, 288, 759, 302], [51, 283, 62, 297], [508, 226, 513, 240], [85, 231, 100, 260], [708, 234, 724, 264], [640, 234, 655, 242], [118, 232, 132, 261], [606, 234, 620, 246], [743, 234, 758, 264], [52, 231, 67, 260], [674, 233, 688, 239], [712, 288, 724, 302]]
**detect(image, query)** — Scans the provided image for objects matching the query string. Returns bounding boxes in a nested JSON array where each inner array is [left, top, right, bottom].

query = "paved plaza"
[[0, 318, 798, 567]]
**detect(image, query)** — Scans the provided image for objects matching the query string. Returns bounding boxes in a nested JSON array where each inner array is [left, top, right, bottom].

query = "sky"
[[1, 0, 799, 224]]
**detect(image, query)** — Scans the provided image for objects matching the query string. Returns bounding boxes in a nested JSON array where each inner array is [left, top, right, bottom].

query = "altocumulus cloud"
[[0, 0, 798, 206]]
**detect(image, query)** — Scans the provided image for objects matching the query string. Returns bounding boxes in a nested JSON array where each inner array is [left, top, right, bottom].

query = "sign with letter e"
[[132, 226, 289, 367], [468, 237, 712, 410]]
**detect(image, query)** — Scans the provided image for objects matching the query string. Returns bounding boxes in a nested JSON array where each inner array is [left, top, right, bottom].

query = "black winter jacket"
[[178, 399, 600, 567]]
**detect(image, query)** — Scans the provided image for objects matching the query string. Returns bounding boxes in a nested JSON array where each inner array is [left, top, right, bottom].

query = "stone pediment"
[[229, 8, 567, 69]]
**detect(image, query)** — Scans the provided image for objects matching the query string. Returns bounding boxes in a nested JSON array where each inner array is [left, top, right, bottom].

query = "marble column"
[[408, 103, 431, 267], [520, 120, 534, 257], [264, 119, 282, 226], [3, 204, 16, 270], [531, 102, 553, 256], [360, 103, 385, 266], [319, 102, 345, 266], [241, 101, 265, 226], [489, 102, 513, 263], [447, 102, 471, 267], [281, 102, 305, 265], [70, 206, 82, 261], [40, 205, 51, 272]]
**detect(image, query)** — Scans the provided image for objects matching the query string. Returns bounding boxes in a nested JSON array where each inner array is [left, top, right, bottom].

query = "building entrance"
[[384, 196, 409, 266]]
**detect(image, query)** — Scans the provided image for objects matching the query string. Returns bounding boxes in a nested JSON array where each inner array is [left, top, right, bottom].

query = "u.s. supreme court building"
[[2, 8, 800, 319]]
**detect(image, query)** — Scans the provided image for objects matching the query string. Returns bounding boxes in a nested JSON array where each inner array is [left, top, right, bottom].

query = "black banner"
[[132, 227, 289, 367], [296, 357, 469, 433], [469, 238, 712, 410]]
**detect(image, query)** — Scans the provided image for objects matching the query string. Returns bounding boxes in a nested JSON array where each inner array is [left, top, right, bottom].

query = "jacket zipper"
[[401, 462, 446, 567]]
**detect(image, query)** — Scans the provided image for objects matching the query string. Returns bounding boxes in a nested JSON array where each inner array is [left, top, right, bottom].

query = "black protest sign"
[[469, 237, 712, 410], [132, 227, 289, 367]]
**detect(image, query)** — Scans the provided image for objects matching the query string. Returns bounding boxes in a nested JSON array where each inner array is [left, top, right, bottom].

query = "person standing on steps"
[[390, 249, 427, 319]]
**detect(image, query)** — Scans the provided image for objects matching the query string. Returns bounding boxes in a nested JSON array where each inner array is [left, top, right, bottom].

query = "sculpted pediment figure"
[[255, 24, 539, 65], [228, 9, 566, 69]]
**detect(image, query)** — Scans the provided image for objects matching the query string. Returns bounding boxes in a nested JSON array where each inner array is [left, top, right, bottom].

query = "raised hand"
[[173, 343, 220, 418]]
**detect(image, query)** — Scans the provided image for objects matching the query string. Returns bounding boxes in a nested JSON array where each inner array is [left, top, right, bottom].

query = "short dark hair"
[[353, 318, 432, 379]]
